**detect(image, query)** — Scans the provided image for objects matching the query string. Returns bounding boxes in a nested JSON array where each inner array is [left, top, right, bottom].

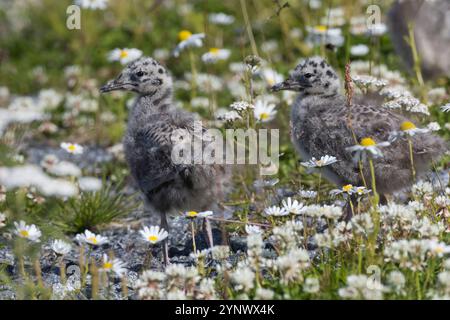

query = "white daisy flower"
[[428, 240, 450, 257], [14, 220, 42, 242], [185, 211, 199, 218], [139, 225, 169, 244], [51, 239, 72, 255], [298, 190, 317, 198], [300, 155, 338, 168], [260, 68, 284, 87], [346, 137, 390, 162], [389, 121, 430, 142], [400, 121, 429, 136], [245, 224, 263, 235], [108, 48, 143, 65], [354, 186, 371, 196], [201, 48, 231, 64], [254, 99, 277, 122], [197, 210, 213, 218], [330, 184, 356, 197], [440, 103, 450, 113], [264, 206, 289, 217], [173, 31, 205, 57], [75, 229, 108, 246], [281, 197, 305, 215], [60, 142, 84, 155], [350, 44, 369, 56], [208, 13, 235, 25], [75, 0, 109, 10], [99, 254, 127, 277]]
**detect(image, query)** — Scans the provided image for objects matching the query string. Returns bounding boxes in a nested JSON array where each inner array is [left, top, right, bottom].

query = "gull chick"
[[100, 57, 229, 263], [272, 57, 446, 203]]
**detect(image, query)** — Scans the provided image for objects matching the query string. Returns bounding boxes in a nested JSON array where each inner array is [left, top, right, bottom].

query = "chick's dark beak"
[[100, 79, 122, 93], [270, 78, 296, 92]]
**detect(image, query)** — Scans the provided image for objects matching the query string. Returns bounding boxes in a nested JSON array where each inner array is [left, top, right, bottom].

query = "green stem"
[[368, 158, 378, 207], [191, 221, 197, 253], [317, 170, 322, 204], [407, 137, 416, 182], [415, 272, 422, 300], [188, 48, 198, 99], [239, 0, 259, 57]]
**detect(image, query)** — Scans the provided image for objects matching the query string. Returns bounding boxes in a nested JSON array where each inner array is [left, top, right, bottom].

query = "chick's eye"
[[304, 73, 313, 79], [136, 71, 144, 77]]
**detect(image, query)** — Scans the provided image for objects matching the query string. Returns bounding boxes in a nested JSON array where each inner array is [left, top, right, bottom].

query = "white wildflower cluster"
[[338, 274, 385, 300], [383, 239, 450, 271], [411, 181, 434, 198], [351, 213, 374, 236], [216, 110, 242, 122], [303, 204, 343, 220], [271, 220, 303, 251], [231, 263, 256, 292], [386, 270, 406, 296], [380, 88, 430, 115], [136, 264, 217, 300], [269, 248, 310, 285], [352, 75, 388, 92], [314, 221, 352, 248], [379, 203, 444, 239], [229, 100, 254, 112], [432, 270, 450, 299]]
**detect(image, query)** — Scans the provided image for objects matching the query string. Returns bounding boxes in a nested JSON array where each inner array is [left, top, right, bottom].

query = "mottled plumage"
[[272, 57, 446, 195], [100, 57, 229, 263]]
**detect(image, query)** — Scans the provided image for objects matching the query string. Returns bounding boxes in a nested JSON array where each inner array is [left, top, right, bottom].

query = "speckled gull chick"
[[100, 57, 230, 264], [271, 57, 446, 202]]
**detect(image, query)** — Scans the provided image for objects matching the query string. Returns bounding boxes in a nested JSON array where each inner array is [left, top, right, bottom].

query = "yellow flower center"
[[67, 144, 76, 152], [209, 47, 220, 54], [435, 247, 444, 254], [19, 230, 29, 238], [260, 113, 269, 120], [178, 30, 192, 41], [400, 121, 417, 131], [315, 160, 324, 166], [103, 262, 113, 270], [87, 236, 98, 244], [187, 211, 198, 217], [356, 187, 365, 194], [342, 184, 353, 192], [148, 235, 158, 242], [119, 50, 129, 59], [360, 137, 376, 147], [315, 25, 328, 32]]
